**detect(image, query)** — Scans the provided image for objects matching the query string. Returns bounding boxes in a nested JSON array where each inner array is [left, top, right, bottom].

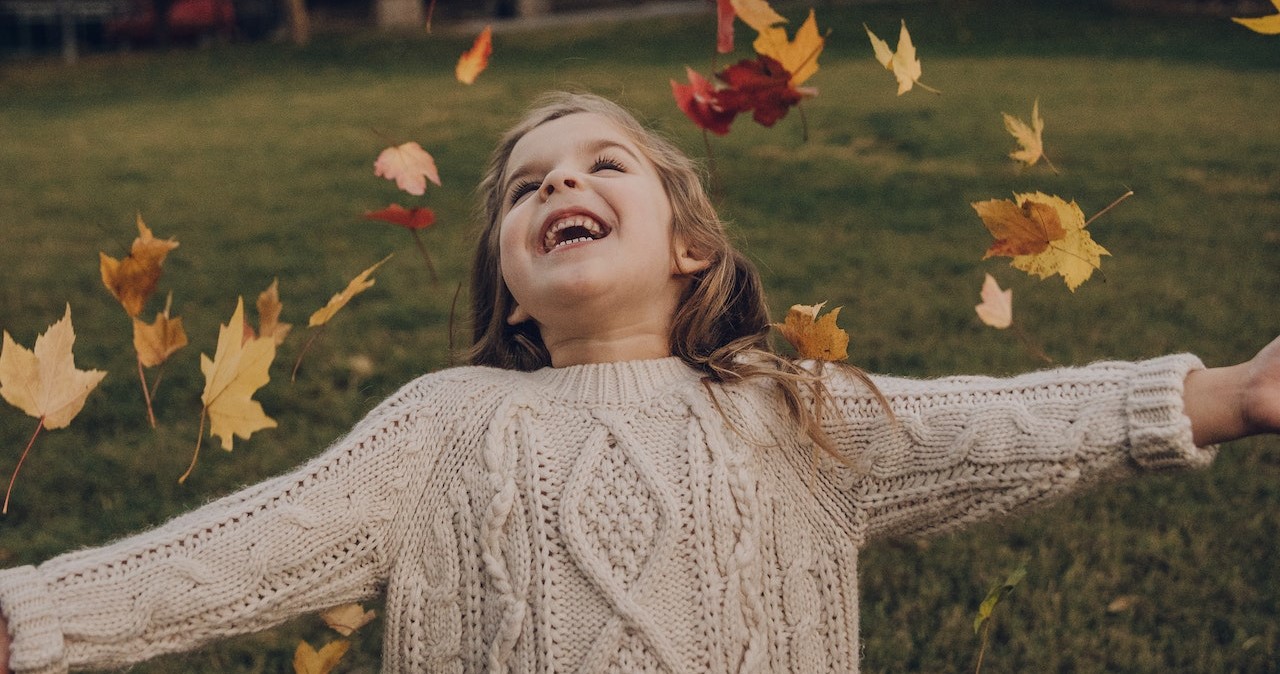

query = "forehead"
[[505, 112, 643, 172]]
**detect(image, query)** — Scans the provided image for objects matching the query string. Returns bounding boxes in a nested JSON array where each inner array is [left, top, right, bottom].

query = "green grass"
[[1, 1, 1278, 671]]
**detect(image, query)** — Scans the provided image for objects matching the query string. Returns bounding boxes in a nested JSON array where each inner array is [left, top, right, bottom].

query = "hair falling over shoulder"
[[466, 91, 890, 462]]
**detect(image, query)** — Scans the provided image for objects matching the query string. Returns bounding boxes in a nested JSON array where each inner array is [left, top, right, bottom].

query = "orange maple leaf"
[[973, 196, 1067, 258], [374, 142, 441, 197], [456, 25, 492, 84], [133, 292, 188, 368], [255, 279, 293, 346], [293, 640, 350, 674], [774, 302, 849, 361], [321, 603, 377, 636], [99, 213, 179, 317], [976, 192, 1112, 292]]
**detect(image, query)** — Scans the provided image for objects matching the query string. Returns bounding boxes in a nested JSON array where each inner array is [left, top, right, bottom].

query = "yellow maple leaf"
[[309, 255, 393, 327], [1233, 0, 1280, 33], [1003, 98, 1057, 172], [731, 0, 786, 32], [321, 603, 377, 637], [752, 9, 824, 87], [256, 279, 293, 346], [774, 302, 849, 361], [864, 20, 940, 95], [99, 213, 179, 318], [293, 639, 350, 674], [1, 305, 106, 430], [1006, 192, 1109, 292], [974, 274, 1013, 330], [133, 292, 188, 368]]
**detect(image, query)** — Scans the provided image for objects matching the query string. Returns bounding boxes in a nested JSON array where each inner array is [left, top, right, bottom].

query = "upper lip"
[[538, 207, 613, 253]]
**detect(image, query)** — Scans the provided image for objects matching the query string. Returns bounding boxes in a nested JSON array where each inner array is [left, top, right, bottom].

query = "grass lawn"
[[1, 1, 1278, 671]]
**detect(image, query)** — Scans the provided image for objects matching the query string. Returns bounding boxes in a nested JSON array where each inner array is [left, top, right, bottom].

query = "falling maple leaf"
[[309, 255, 393, 328], [976, 192, 1110, 292], [293, 640, 350, 674], [100, 213, 179, 318], [774, 302, 849, 361], [181, 298, 276, 483], [865, 20, 940, 95], [374, 142, 441, 197], [322, 603, 377, 636], [672, 66, 739, 135], [731, 0, 786, 32], [751, 8, 823, 87], [975, 274, 1013, 329], [0, 305, 106, 512], [715, 55, 814, 128], [456, 25, 492, 84], [255, 279, 293, 346], [365, 206, 439, 282], [972, 196, 1066, 259], [1233, 0, 1280, 33], [1003, 98, 1057, 173], [134, 292, 188, 368], [716, 0, 735, 53]]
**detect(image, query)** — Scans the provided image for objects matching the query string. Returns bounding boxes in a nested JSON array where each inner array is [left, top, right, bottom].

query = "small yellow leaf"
[[200, 298, 276, 452], [99, 213, 179, 318], [133, 293, 188, 368], [1004, 98, 1046, 168], [321, 603, 377, 636], [752, 9, 824, 86], [309, 255, 393, 328], [0, 305, 106, 430], [293, 639, 351, 674], [975, 274, 1013, 330], [256, 279, 292, 346], [730, 0, 786, 32], [864, 20, 939, 95], [774, 302, 849, 361], [1233, 0, 1280, 33]]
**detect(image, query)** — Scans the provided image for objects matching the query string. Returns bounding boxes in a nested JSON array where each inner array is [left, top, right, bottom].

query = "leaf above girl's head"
[[0, 305, 105, 430], [716, 0, 735, 53], [730, 0, 786, 33], [774, 302, 849, 362], [751, 8, 823, 87], [100, 213, 179, 317], [672, 67, 738, 135], [366, 204, 437, 230], [456, 25, 492, 84], [374, 142, 441, 197], [1233, 0, 1280, 33], [715, 55, 814, 128], [975, 274, 1013, 330], [864, 20, 939, 95]]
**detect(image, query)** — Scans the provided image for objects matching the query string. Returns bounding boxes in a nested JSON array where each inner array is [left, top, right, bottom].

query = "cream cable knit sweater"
[[0, 355, 1214, 673]]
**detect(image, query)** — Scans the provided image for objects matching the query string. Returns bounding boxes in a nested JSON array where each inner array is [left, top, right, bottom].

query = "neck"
[[542, 331, 672, 367]]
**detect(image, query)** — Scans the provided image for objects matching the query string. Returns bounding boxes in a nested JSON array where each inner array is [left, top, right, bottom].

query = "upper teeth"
[[544, 216, 605, 251]]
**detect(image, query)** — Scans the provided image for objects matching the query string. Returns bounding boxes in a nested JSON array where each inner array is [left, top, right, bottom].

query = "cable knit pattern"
[[0, 355, 1214, 673]]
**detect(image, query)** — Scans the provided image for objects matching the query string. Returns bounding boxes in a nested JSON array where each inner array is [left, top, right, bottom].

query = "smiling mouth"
[[542, 215, 611, 253]]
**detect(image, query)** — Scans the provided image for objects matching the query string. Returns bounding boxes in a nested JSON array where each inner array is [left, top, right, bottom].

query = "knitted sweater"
[[0, 355, 1214, 673]]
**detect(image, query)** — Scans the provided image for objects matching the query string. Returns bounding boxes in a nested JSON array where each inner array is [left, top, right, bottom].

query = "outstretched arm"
[[1185, 334, 1280, 446]]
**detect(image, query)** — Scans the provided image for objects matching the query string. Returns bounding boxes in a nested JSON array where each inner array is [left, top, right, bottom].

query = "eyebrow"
[[503, 137, 642, 194]]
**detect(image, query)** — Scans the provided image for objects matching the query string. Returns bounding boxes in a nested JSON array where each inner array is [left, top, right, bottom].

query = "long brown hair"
[[467, 92, 886, 458]]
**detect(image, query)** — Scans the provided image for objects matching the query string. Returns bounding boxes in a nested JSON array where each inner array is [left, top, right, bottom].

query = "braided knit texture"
[[0, 354, 1213, 673]]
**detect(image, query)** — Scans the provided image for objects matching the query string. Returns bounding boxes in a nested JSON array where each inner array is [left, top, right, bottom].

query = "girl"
[[0, 91, 1277, 673]]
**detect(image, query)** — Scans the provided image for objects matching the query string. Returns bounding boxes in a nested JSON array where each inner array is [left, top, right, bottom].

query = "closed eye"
[[591, 155, 626, 173], [508, 178, 540, 204]]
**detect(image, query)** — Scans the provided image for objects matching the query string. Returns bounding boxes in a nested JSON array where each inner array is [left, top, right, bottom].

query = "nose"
[[540, 168, 580, 198]]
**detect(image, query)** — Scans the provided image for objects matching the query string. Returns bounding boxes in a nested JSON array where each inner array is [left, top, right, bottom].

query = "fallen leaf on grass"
[[100, 213, 179, 317], [374, 142, 441, 197], [974, 274, 1013, 329], [456, 25, 492, 84], [774, 302, 849, 361]]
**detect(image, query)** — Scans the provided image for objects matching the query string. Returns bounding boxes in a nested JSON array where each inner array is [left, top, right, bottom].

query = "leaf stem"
[[4, 416, 46, 514], [179, 407, 207, 484], [447, 280, 462, 359], [409, 229, 439, 283], [137, 356, 157, 428], [1012, 321, 1054, 364], [291, 327, 326, 383], [798, 102, 810, 143], [974, 618, 991, 674], [1084, 189, 1134, 228]]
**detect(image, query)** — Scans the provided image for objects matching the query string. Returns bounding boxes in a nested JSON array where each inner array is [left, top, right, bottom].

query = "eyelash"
[[507, 155, 628, 204]]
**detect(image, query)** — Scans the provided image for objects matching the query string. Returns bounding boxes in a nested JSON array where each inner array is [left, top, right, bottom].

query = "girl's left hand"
[[1185, 334, 1280, 446], [1239, 334, 1280, 437]]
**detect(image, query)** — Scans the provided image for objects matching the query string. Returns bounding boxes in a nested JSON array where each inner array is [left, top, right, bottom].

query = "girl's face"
[[497, 112, 705, 359]]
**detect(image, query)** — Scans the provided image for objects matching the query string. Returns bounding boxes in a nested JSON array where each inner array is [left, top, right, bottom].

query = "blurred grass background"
[[1, 0, 1278, 671]]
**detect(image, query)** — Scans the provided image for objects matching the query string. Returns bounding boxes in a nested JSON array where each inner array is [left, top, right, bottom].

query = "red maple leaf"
[[715, 0, 734, 53], [715, 54, 813, 128], [365, 204, 436, 230], [671, 66, 738, 136]]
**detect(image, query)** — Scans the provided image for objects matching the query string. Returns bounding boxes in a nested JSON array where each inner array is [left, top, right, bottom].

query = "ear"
[[672, 237, 712, 276], [507, 303, 532, 326]]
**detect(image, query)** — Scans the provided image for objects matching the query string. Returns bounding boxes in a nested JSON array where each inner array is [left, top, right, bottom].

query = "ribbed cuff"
[[0, 565, 66, 674], [1126, 354, 1217, 470]]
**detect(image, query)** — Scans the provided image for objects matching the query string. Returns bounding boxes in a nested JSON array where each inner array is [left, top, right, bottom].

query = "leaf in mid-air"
[[974, 565, 1027, 634], [133, 293, 188, 368], [0, 305, 106, 430], [974, 274, 1013, 330], [973, 196, 1067, 259], [715, 55, 814, 128], [99, 214, 179, 318], [751, 8, 823, 87], [199, 298, 277, 453], [978, 192, 1110, 292], [1004, 99, 1056, 172], [374, 142, 441, 197], [293, 640, 350, 674], [309, 255, 393, 328], [730, 0, 786, 33], [365, 204, 437, 230], [864, 20, 939, 95], [321, 603, 377, 636], [456, 25, 492, 84], [774, 302, 849, 361], [1233, 0, 1280, 33], [672, 67, 739, 135], [716, 0, 735, 53], [255, 279, 292, 346]]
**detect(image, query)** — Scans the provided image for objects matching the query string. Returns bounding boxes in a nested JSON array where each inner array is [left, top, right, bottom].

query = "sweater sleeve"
[[814, 355, 1217, 543], [0, 374, 447, 674]]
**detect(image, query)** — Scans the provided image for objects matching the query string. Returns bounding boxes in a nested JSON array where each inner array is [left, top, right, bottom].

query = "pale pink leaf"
[[374, 142, 441, 196]]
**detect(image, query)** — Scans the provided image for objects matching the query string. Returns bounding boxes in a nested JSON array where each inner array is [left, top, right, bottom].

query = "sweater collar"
[[528, 356, 704, 407]]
